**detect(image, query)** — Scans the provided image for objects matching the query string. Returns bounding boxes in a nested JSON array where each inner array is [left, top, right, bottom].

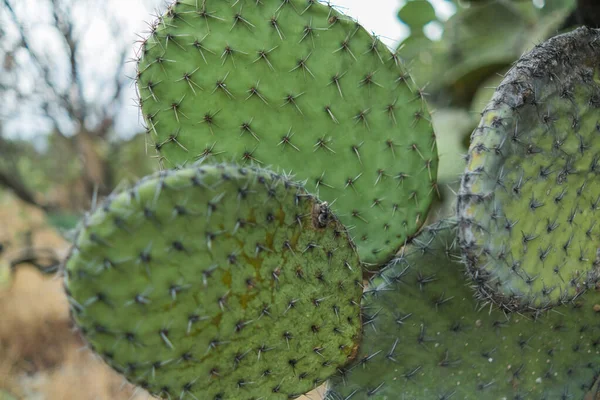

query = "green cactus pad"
[[63, 163, 363, 399], [458, 27, 600, 312], [135, 0, 438, 266], [326, 220, 600, 399]]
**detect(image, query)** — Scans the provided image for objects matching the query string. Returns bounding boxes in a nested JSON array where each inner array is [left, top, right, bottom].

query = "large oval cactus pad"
[[458, 27, 600, 311], [63, 163, 363, 399], [136, 0, 438, 266], [326, 220, 600, 399]]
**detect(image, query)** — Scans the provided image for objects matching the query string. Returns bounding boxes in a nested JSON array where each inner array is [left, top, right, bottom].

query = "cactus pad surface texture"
[[136, 0, 439, 266], [63, 163, 363, 399], [326, 220, 600, 399], [458, 27, 600, 312]]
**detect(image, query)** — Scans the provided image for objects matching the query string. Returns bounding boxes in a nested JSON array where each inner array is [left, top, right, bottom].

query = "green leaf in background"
[[108, 133, 157, 185], [435, 2, 529, 102], [400, 0, 576, 105], [46, 212, 81, 232], [469, 68, 508, 115], [396, 33, 434, 63], [398, 0, 437, 28], [431, 108, 474, 184]]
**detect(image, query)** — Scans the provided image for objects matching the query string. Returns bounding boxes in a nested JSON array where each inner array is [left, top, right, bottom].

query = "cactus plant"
[[63, 163, 363, 399], [135, 0, 439, 266], [458, 26, 600, 312], [56, 1, 600, 399], [325, 219, 600, 399]]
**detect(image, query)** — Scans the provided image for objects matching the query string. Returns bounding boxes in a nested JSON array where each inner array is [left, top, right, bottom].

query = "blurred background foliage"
[[395, 0, 581, 216], [0, 0, 160, 234]]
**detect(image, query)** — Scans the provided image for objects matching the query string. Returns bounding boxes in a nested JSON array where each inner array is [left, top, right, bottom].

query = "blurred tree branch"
[[0, 0, 148, 211]]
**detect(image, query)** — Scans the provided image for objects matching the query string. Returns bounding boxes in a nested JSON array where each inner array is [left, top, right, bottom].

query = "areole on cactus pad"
[[458, 27, 600, 312], [135, 0, 439, 266], [63, 163, 363, 399]]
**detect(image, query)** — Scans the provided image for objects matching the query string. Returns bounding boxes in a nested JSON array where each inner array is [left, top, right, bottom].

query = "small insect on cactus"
[[135, 0, 438, 267], [63, 163, 363, 399]]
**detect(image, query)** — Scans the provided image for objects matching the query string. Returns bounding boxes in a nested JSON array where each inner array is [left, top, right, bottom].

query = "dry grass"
[[26, 348, 148, 400], [0, 194, 144, 400], [0, 194, 325, 400], [0, 266, 153, 400], [0, 270, 71, 371]]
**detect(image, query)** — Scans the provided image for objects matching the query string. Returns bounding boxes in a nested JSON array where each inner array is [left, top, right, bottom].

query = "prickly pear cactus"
[[63, 163, 363, 399], [135, 0, 438, 266], [326, 220, 600, 399], [458, 27, 600, 312]]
